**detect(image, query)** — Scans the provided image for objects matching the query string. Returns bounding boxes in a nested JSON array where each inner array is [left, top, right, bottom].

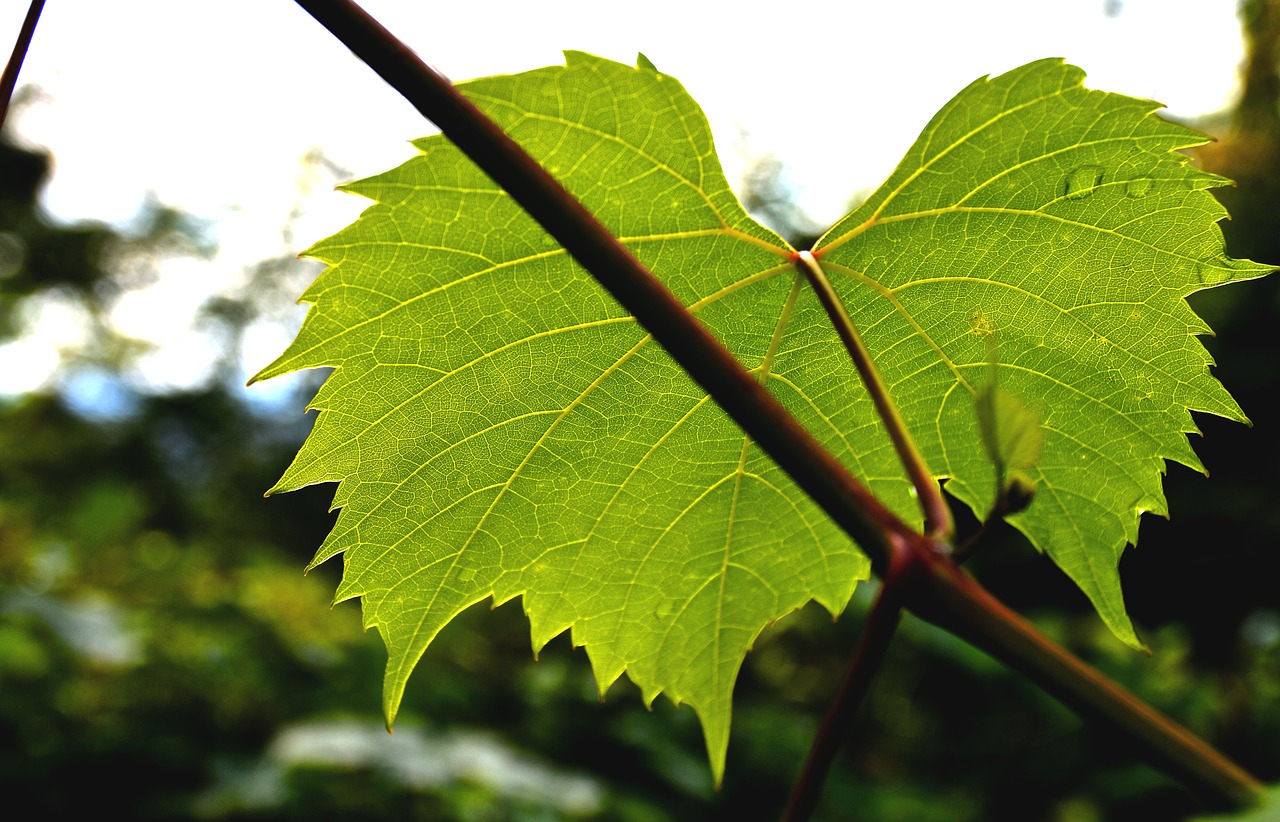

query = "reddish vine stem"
[[288, 0, 907, 568], [289, 0, 1263, 811], [783, 573, 908, 821], [909, 556, 1263, 810], [793, 249, 953, 540], [0, 0, 45, 131]]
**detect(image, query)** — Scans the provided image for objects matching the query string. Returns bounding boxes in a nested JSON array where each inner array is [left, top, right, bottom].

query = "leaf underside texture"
[[255, 53, 1269, 781]]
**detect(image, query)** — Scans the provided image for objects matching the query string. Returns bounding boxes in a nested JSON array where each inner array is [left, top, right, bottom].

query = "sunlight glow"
[[0, 0, 1253, 403], [0, 337, 59, 395]]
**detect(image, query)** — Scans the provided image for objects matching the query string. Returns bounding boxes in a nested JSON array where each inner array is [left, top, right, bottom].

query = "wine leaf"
[[256, 53, 1268, 779]]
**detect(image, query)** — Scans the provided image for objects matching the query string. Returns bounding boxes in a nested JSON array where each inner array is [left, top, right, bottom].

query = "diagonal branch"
[[287, 0, 907, 572], [793, 249, 953, 539], [784, 576, 905, 822], [0, 0, 46, 131], [288, 0, 1264, 811]]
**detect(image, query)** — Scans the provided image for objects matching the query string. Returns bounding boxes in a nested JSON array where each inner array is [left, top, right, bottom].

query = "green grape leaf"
[[811, 58, 1269, 648], [254, 52, 886, 783], [255, 53, 1267, 780]]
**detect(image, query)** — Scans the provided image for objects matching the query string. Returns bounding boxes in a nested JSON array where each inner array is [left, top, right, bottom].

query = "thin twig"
[[910, 558, 1264, 811], [784, 580, 905, 822], [287, 0, 907, 572], [793, 250, 953, 539], [286, 0, 1264, 810], [0, 0, 46, 131]]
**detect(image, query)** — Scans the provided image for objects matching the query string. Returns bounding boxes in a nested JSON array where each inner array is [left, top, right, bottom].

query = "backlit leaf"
[[812, 59, 1270, 646], [255, 53, 1268, 779]]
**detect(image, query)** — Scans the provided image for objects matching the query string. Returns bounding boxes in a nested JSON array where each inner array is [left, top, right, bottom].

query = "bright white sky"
[[0, 0, 1250, 398]]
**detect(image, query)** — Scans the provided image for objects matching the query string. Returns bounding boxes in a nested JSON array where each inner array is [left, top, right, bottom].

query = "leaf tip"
[[710, 759, 726, 792], [1121, 627, 1151, 656], [245, 365, 272, 387], [247, 359, 287, 387]]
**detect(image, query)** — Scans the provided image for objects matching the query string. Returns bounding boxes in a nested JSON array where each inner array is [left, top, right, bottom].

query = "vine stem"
[[0, 0, 45, 130], [793, 250, 953, 539], [287, 0, 906, 568], [289, 0, 1264, 811], [783, 573, 907, 821], [908, 555, 1263, 810]]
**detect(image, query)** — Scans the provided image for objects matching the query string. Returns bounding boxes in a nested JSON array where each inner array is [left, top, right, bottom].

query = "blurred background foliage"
[[3, 3, 1280, 820]]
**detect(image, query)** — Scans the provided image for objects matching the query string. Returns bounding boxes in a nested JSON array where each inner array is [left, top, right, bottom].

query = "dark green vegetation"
[[4, 4, 1280, 820]]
